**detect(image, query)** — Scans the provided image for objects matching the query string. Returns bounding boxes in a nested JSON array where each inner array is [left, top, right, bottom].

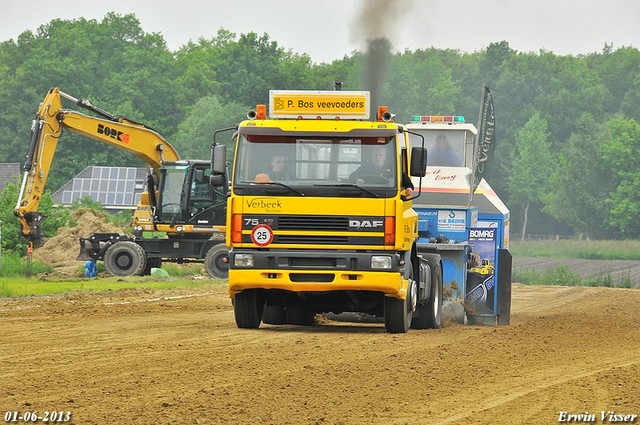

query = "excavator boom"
[[14, 87, 181, 241]]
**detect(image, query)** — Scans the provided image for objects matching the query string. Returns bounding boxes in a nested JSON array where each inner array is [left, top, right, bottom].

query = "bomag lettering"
[[470, 229, 496, 238]]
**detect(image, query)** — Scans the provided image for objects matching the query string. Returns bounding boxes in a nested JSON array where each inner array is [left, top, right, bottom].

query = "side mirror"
[[410, 147, 428, 177], [211, 144, 226, 175], [209, 175, 225, 186]]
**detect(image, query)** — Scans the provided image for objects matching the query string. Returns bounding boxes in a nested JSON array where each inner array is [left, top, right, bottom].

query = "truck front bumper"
[[228, 249, 408, 299]]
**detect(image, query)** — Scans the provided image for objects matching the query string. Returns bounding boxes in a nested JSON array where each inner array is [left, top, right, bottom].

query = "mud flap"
[[465, 248, 512, 326], [418, 244, 468, 324], [496, 249, 512, 325]]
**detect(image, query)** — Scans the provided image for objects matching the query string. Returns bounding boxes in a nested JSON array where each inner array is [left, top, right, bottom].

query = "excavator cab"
[[156, 160, 226, 228]]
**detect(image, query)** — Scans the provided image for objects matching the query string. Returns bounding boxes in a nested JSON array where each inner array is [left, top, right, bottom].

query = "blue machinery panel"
[[415, 206, 511, 325]]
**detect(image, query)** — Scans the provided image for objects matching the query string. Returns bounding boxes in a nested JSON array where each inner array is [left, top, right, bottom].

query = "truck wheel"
[[285, 307, 316, 326], [233, 289, 264, 329], [204, 244, 229, 279], [384, 266, 417, 333], [262, 305, 286, 325], [411, 260, 443, 329], [104, 241, 147, 276]]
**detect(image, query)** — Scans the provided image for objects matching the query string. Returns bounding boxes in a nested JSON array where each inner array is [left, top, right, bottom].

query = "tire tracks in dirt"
[[1, 283, 639, 424]]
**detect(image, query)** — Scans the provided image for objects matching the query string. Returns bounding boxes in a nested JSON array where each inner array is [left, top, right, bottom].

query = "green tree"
[[0, 13, 179, 189], [0, 182, 70, 254], [478, 41, 515, 89], [171, 96, 248, 161], [0, 181, 22, 254], [619, 72, 640, 121], [543, 114, 615, 238], [312, 53, 361, 92], [505, 112, 555, 239], [601, 117, 640, 237], [388, 48, 460, 122], [176, 30, 312, 108], [588, 45, 640, 115]]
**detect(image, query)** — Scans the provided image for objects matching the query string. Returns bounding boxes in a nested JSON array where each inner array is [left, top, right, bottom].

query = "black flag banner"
[[471, 85, 496, 194]]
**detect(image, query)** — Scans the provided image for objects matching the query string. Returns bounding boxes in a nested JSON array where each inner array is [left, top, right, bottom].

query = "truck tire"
[[233, 289, 264, 329], [204, 244, 229, 279], [411, 260, 443, 329], [262, 305, 286, 325], [285, 307, 315, 326], [384, 264, 417, 333], [104, 241, 147, 277]]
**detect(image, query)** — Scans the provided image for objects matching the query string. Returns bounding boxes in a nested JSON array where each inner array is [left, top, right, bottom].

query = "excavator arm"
[[14, 87, 181, 242]]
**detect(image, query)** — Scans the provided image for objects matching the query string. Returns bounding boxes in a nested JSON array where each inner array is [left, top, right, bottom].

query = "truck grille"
[[278, 216, 349, 231], [241, 214, 385, 246]]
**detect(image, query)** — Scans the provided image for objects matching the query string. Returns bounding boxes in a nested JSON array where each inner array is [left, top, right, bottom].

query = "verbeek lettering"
[[246, 199, 282, 209]]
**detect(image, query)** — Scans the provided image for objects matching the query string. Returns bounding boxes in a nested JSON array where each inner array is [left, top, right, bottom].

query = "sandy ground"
[[1, 282, 639, 425]]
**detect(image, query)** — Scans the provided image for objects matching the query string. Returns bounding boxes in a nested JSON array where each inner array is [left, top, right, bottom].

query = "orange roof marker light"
[[410, 115, 465, 123], [377, 106, 389, 121], [255, 104, 267, 120]]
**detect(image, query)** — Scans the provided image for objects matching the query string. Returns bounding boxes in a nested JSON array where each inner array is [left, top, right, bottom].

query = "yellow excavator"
[[14, 87, 229, 278]]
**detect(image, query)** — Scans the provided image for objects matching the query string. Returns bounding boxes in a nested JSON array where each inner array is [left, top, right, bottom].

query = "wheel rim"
[[115, 253, 133, 270], [408, 278, 417, 314], [214, 253, 228, 273], [434, 280, 441, 321]]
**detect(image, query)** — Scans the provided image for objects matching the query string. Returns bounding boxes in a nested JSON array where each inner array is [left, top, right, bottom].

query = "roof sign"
[[269, 90, 370, 119]]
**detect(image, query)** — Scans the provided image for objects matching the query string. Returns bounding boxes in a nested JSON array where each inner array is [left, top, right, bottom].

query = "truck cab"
[[225, 91, 443, 333]]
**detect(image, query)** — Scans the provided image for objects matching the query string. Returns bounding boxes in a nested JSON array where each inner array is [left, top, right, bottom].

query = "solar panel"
[[53, 166, 147, 209]]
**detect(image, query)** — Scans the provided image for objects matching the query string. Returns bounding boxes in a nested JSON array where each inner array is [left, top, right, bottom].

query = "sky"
[[1, 0, 639, 63]]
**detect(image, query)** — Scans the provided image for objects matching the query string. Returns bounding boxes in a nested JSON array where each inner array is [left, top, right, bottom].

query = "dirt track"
[[1, 283, 639, 425]]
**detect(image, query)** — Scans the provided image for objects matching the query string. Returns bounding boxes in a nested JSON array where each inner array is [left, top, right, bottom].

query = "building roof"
[[0, 163, 20, 192]]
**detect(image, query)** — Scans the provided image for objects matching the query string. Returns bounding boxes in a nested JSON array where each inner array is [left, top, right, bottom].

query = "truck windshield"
[[408, 130, 466, 167], [233, 133, 398, 193]]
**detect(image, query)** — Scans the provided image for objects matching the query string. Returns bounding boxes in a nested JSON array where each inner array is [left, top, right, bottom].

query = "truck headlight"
[[234, 253, 254, 267], [371, 255, 392, 269]]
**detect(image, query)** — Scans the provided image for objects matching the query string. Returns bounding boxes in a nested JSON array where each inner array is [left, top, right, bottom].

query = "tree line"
[[1, 12, 639, 254]]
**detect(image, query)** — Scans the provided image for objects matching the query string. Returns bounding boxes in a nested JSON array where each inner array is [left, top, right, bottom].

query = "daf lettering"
[[349, 220, 383, 229]]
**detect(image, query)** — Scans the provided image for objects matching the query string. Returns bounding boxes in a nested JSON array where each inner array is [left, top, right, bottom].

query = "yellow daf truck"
[[216, 90, 444, 333]]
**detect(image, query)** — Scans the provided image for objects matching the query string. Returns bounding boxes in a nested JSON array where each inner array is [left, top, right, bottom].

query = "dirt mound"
[[32, 209, 124, 276]]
